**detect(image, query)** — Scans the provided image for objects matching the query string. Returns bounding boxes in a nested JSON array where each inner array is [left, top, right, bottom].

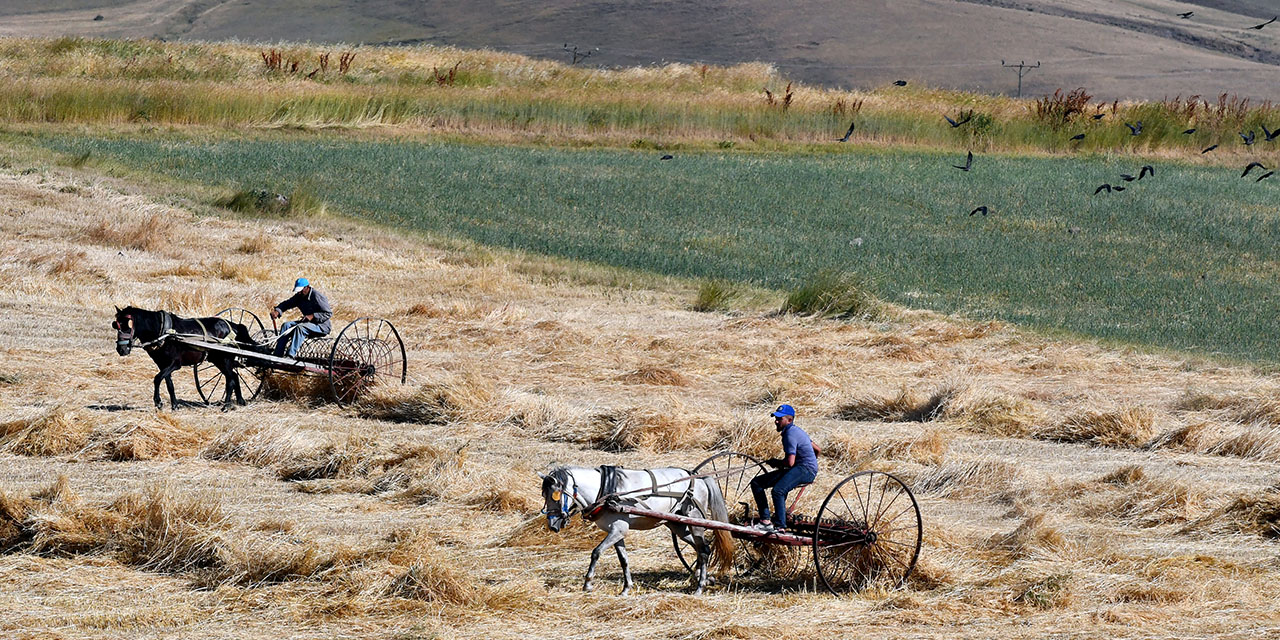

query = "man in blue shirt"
[[750, 404, 821, 532], [270, 278, 333, 358]]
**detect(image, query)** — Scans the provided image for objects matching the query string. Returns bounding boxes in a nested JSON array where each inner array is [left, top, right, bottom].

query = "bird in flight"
[[1178, 11, 1194, 19], [1243, 162, 1268, 177], [837, 121, 855, 142], [1251, 16, 1277, 30], [1095, 184, 1114, 194], [1263, 125, 1279, 142], [660, 154, 674, 160], [1202, 144, 1218, 153], [969, 206, 988, 216], [893, 80, 908, 86], [1070, 133, 1086, 141], [1092, 113, 1106, 120], [1182, 128, 1196, 134], [1120, 174, 1136, 182], [952, 151, 973, 171], [1240, 130, 1256, 145], [1139, 165, 1155, 179], [1258, 171, 1275, 182], [1125, 121, 1143, 135], [1114, 186, 1127, 192], [944, 113, 972, 128]]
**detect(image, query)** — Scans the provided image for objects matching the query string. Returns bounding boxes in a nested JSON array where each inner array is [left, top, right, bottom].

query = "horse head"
[[541, 468, 577, 532], [113, 305, 137, 356]]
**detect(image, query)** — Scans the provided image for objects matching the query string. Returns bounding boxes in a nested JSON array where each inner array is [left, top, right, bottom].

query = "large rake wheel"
[[812, 470, 922, 593], [193, 307, 267, 405], [327, 317, 407, 404], [673, 451, 767, 576]]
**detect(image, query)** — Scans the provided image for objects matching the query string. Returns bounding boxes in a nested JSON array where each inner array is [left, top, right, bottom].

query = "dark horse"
[[113, 306, 259, 411]]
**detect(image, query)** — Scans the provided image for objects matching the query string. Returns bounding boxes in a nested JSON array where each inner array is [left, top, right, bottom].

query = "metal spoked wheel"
[[327, 317, 408, 404], [812, 471, 922, 594], [673, 451, 766, 575], [194, 307, 267, 405]]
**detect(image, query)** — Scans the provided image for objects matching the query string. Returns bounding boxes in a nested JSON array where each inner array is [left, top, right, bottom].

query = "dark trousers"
[[750, 465, 816, 528]]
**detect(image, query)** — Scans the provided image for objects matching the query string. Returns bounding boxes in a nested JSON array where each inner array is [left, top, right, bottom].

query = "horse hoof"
[[221, 404, 234, 413], [583, 582, 593, 593]]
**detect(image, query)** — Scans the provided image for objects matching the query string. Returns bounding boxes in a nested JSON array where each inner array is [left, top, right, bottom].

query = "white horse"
[[540, 465, 734, 594]]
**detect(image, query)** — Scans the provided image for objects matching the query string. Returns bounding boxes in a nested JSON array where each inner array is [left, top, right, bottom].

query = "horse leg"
[[215, 359, 238, 412], [673, 525, 707, 591], [153, 361, 181, 410], [584, 521, 627, 593], [691, 526, 711, 595], [613, 539, 633, 595]]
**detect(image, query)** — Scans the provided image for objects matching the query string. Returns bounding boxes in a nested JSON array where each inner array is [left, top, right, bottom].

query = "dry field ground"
[[3, 0, 1280, 100], [2, 164, 1279, 639]]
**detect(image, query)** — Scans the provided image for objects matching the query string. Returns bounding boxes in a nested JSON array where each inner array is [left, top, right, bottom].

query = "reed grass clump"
[[781, 270, 881, 319], [692, 279, 740, 312]]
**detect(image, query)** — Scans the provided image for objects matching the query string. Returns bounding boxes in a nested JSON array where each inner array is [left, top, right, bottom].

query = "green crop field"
[[24, 133, 1280, 363]]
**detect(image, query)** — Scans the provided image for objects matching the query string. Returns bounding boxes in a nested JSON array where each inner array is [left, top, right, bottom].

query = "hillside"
[[2, 0, 1280, 100], [1, 158, 1279, 639]]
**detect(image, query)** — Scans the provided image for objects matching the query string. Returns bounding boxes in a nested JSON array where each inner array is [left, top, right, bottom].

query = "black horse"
[[113, 306, 259, 411]]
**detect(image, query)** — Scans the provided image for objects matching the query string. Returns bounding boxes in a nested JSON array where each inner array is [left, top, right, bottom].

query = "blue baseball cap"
[[292, 277, 309, 293], [771, 404, 796, 418]]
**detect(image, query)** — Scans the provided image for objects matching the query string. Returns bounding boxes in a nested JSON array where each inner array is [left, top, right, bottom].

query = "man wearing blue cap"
[[270, 278, 333, 358], [750, 404, 820, 533]]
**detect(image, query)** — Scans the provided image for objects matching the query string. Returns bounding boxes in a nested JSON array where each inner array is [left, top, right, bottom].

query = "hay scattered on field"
[[1090, 473, 1206, 525], [1037, 407, 1157, 448], [912, 457, 1023, 500], [261, 371, 332, 405], [203, 422, 324, 468], [500, 514, 601, 550], [86, 412, 209, 461], [616, 366, 689, 387], [832, 384, 958, 423], [1181, 490, 1280, 538], [824, 429, 949, 468], [1147, 421, 1280, 462], [0, 405, 94, 456], [944, 391, 1043, 437], [357, 376, 494, 424], [587, 408, 714, 452], [984, 513, 1065, 555], [1173, 389, 1280, 426], [711, 412, 779, 459], [84, 212, 177, 253]]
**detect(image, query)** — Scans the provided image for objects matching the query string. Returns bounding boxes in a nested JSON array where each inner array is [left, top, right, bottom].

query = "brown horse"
[[113, 306, 259, 411]]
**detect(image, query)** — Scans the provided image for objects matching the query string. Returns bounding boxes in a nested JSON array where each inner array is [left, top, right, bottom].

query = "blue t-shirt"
[[781, 424, 818, 474]]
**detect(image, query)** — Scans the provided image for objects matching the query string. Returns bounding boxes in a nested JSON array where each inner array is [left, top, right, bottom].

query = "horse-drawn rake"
[[655, 452, 923, 593], [190, 307, 406, 405]]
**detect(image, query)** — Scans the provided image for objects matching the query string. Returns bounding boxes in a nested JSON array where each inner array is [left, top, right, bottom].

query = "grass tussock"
[[692, 279, 740, 312], [615, 366, 689, 387], [216, 184, 327, 218], [235, 232, 273, 254], [1037, 407, 1157, 449], [84, 212, 176, 252], [1012, 572, 1075, 609], [832, 384, 958, 423], [781, 270, 881, 320], [87, 412, 209, 461], [0, 405, 94, 456]]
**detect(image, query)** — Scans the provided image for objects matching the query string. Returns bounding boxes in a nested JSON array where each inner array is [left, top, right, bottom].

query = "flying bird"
[[893, 80, 908, 86], [1120, 174, 1136, 182], [1251, 16, 1277, 30], [1258, 171, 1275, 182], [1094, 184, 1114, 194], [1263, 125, 1279, 142], [1138, 165, 1154, 180], [1202, 144, 1218, 153], [1242, 161, 1267, 178], [944, 113, 972, 128], [952, 151, 973, 172], [837, 121, 856, 142], [660, 154, 674, 160], [1114, 186, 1127, 192], [1125, 121, 1143, 135], [1240, 130, 1256, 145], [969, 206, 988, 216], [1177, 11, 1194, 19], [1070, 133, 1086, 141], [1182, 128, 1196, 134], [1092, 113, 1106, 120]]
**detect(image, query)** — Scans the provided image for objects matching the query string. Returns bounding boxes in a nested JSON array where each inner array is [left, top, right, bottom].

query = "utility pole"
[[1001, 60, 1040, 98], [562, 44, 598, 65]]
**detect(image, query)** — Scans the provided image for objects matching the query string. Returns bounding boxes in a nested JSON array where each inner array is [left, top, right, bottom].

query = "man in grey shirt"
[[270, 277, 333, 357]]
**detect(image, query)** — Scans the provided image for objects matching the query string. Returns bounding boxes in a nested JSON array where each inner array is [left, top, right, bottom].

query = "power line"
[[1001, 60, 1041, 98]]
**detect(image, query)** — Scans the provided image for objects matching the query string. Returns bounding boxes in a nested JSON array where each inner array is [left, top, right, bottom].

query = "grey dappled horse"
[[540, 465, 733, 594]]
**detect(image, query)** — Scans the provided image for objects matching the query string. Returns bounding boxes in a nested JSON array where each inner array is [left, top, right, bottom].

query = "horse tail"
[[702, 477, 735, 573]]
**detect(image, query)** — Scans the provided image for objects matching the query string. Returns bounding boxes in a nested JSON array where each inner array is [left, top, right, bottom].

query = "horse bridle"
[[544, 473, 590, 523], [112, 314, 135, 349], [113, 310, 175, 351]]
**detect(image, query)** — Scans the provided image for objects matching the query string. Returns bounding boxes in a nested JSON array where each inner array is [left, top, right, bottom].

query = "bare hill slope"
[[2, 0, 1280, 100]]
